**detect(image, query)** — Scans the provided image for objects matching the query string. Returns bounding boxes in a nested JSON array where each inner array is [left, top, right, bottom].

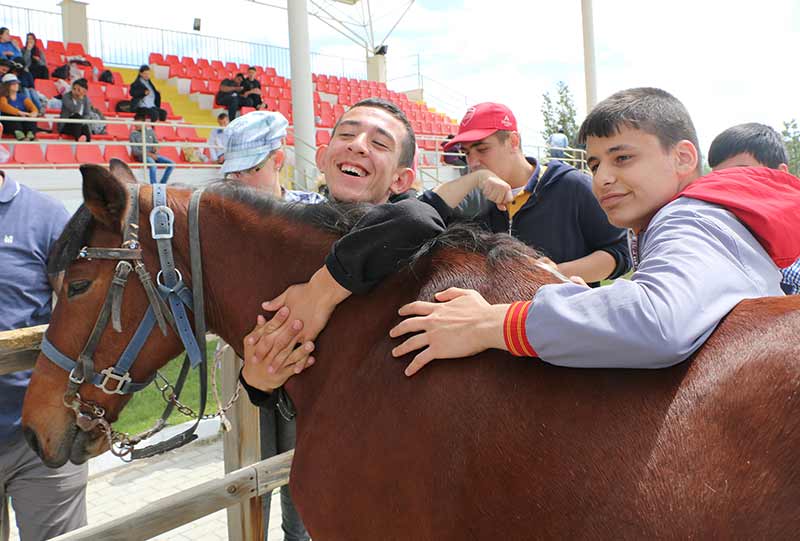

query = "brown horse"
[[22, 163, 800, 539]]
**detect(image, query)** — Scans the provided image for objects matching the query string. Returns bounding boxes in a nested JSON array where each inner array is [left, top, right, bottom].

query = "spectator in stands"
[[0, 73, 36, 141], [20, 33, 47, 80], [222, 111, 321, 541], [547, 127, 569, 158], [0, 28, 20, 59], [59, 78, 92, 142], [216, 75, 244, 120], [130, 64, 166, 123], [424, 103, 628, 286], [0, 170, 87, 541], [208, 112, 229, 164], [130, 110, 174, 184], [9, 60, 44, 116], [242, 67, 263, 109]]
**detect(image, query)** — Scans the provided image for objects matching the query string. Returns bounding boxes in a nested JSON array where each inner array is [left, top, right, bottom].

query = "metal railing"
[[0, 3, 62, 43]]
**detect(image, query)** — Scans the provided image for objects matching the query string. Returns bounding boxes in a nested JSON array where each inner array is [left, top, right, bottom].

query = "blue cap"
[[221, 111, 288, 175]]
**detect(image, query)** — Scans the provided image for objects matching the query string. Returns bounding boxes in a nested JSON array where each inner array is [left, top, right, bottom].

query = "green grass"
[[114, 339, 218, 436]]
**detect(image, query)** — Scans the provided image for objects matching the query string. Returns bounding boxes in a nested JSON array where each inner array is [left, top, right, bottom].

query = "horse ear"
[[108, 158, 138, 185], [80, 164, 128, 229]]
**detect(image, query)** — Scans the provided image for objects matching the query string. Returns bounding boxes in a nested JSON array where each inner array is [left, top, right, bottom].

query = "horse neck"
[[192, 193, 337, 354]]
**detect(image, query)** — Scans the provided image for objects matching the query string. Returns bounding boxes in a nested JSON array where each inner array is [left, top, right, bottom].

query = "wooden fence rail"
[[0, 324, 46, 375], [49, 451, 292, 541]]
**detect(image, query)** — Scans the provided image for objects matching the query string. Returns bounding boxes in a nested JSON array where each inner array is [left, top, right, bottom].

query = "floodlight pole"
[[581, 0, 598, 113], [288, 0, 316, 191]]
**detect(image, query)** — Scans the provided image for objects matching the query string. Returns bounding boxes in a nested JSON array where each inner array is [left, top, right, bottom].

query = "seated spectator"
[[130, 110, 173, 184], [208, 112, 229, 164], [0, 28, 20, 59], [242, 67, 263, 109], [216, 75, 244, 120], [52, 75, 71, 97], [21, 32, 47, 79], [0, 73, 36, 140], [59, 78, 92, 142], [9, 59, 44, 115], [130, 64, 166, 122]]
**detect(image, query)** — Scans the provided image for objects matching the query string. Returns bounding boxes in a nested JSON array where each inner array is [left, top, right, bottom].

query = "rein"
[[40, 184, 228, 460]]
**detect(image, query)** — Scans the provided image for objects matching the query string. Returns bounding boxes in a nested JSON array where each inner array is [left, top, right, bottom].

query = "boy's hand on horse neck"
[[243, 315, 315, 391], [255, 266, 351, 374], [389, 288, 509, 376]]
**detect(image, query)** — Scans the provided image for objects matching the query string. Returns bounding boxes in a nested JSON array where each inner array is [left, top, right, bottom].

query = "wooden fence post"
[[220, 342, 263, 541]]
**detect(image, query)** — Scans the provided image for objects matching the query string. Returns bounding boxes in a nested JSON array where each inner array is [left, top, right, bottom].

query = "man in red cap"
[[420, 102, 629, 286]]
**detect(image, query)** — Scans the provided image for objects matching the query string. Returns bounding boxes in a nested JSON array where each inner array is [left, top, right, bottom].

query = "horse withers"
[[22, 162, 800, 539]]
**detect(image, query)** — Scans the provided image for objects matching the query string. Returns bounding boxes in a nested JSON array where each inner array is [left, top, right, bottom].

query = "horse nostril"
[[22, 427, 41, 457]]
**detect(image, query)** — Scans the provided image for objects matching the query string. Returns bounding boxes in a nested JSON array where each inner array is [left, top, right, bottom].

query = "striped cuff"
[[503, 301, 537, 357]]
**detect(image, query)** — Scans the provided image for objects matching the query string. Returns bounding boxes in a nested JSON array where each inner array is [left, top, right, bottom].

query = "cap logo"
[[461, 106, 476, 128], [501, 115, 512, 128]]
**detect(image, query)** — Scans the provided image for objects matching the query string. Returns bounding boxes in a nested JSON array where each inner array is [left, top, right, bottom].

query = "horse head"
[[22, 161, 192, 467]]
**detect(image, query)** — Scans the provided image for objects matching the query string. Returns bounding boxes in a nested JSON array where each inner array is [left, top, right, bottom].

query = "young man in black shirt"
[[241, 67, 263, 109]]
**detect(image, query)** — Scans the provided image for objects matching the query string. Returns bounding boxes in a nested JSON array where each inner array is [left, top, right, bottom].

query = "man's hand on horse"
[[389, 287, 508, 377], [253, 265, 351, 375], [242, 315, 315, 391]]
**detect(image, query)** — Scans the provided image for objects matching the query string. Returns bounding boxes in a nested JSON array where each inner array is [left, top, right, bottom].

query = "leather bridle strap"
[[132, 187, 207, 459]]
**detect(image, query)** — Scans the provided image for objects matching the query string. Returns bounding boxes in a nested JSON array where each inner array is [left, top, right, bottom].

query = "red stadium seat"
[[211, 60, 224, 70], [149, 52, 165, 65], [165, 54, 179, 65], [105, 123, 131, 141], [197, 58, 210, 69], [13, 144, 45, 164], [10, 35, 22, 51], [263, 97, 278, 111], [239, 107, 256, 116], [285, 128, 294, 146], [153, 124, 176, 140], [76, 145, 104, 163], [180, 57, 195, 68], [65, 42, 86, 57], [190, 79, 207, 94], [46, 145, 77, 164], [265, 67, 277, 77], [161, 102, 182, 121], [46, 40, 66, 55], [103, 144, 132, 163], [168, 64, 187, 79], [315, 130, 331, 146], [175, 127, 204, 142], [34, 79, 58, 99], [156, 145, 180, 162], [112, 72, 124, 86]]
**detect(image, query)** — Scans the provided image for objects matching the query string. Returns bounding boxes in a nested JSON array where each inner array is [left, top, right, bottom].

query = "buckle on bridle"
[[150, 205, 175, 240], [68, 367, 84, 385], [99, 367, 133, 395]]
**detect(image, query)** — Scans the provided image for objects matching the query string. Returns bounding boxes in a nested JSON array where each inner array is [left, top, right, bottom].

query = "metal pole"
[[581, 0, 598, 113], [288, 0, 316, 191]]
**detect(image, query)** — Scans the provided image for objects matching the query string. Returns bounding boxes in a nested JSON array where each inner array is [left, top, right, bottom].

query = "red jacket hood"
[[677, 167, 800, 267]]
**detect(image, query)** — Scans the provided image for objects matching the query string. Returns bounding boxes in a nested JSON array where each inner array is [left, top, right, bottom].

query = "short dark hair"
[[133, 110, 148, 121], [708, 122, 788, 170], [72, 78, 88, 90], [139, 64, 150, 73], [0, 28, 8, 36], [247, 66, 256, 71], [578, 87, 700, 173], [217, 112, 228, 120], [334, 97, 416, 168], [235, 72, 244, 79]]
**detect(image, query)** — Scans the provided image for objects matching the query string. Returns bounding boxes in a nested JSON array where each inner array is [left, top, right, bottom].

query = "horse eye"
[[67, 280, 91, 297]]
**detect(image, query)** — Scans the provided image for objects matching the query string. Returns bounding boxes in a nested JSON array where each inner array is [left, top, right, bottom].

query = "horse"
[[21, 162, 800, 539]]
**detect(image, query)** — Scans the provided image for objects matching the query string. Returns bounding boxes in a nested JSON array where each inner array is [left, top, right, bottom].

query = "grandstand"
[[0, 14, 461, 210]]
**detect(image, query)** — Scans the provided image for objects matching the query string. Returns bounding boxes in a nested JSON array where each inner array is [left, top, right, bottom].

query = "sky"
[[12, 0, 800, 156]]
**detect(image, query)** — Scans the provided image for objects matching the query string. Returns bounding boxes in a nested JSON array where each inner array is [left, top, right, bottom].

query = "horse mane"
[[206, 181, 372, 236]]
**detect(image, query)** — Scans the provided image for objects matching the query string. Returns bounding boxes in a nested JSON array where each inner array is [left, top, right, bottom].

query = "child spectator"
[[208, 112, 229, 163], [59, 78, 92, 142], [129, 110, 174, 184], [0, 73, 36, 140], [708, 122, 800, 294]]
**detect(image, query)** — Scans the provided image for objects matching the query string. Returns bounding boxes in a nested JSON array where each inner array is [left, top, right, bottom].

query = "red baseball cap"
[[443, 102, 517, 150]]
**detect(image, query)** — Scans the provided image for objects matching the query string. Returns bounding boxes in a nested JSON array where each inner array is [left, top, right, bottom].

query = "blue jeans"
[[23, 88, 42, 115], [259, 408, 309, 541], [145, 155, 174, 184]]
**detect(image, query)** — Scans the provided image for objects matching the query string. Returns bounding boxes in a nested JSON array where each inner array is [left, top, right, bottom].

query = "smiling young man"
[[240, 98, 444, 399], [388, 87, 800, 375]]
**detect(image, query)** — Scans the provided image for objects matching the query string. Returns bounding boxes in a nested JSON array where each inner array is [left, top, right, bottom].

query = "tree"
[[541, 81, 579, 147], [781, 119, 800, 176]]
